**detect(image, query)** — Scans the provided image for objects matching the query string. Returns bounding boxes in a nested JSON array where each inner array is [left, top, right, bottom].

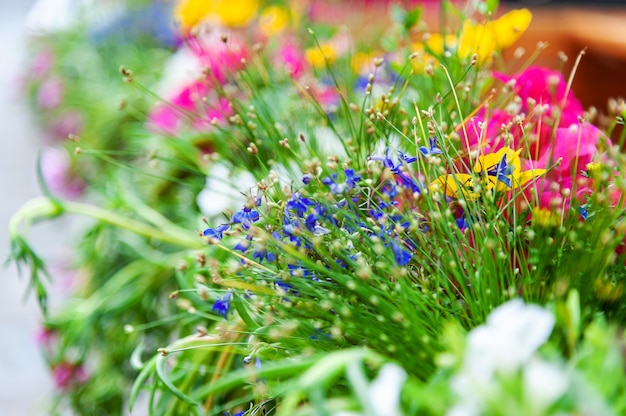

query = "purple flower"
[[212, 292, 232, 319]]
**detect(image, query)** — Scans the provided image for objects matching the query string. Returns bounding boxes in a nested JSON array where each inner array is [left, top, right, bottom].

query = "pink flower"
[[149, 83, 232, 135], [37, 77, 64, 110], [463, 66, 585, 155], [52, 361, 88, 390], [40, 147, 85, 199], [30, 49, 55, 80], [50, 110, 84, 141], [187, 32, 248, 84], [35, 326, 57, 350], [494, 66, 583, 118], [148, 31, 246, 135], [278, 40, 307, 79], [530, 124, 601, 210], [458, 66, 605, 212]]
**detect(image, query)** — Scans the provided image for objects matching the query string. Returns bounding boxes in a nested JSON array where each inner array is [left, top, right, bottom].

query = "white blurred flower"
[[197, 163, 257, 218], [523, 358, 568, 415], [465, 299, 555, 376], [335, 363, 407, 416], [369, 363, 407, 416], [26, 0, 121, 35], [448, 299, 557, 416]]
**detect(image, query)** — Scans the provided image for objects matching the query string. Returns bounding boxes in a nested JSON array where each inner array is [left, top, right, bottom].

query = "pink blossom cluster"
[[149, 30, 341, 136], [148, 30, 247, 135], [462, 66, 609, 212]]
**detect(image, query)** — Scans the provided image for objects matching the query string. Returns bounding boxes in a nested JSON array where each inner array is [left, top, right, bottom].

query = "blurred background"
[[0, 0, 55, 414], [1, 0, 625, 414]]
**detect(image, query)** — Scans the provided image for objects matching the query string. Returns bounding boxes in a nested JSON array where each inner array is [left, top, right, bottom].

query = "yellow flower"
[[411, 34, 457, 72], [458, 8, 532, 63], [259, 5, 289, 37], [176, 0, 259, 32], [431, 147, 546, 199], [595, 278, 624, 302], [305, 43, 337, 68], [531, 208, 561, 227]]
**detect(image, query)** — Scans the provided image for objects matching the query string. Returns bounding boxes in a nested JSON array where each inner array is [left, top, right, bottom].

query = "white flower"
[[368, 363, 407, 416], [196, 163, 257, 218], [448, 299, 556, 416], [523, 358, 568, 414], [465, 299, 555, 376], [334, 363, 407, 416]]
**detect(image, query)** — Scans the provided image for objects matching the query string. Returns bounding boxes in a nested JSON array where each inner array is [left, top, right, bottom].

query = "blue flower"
[[419, 137, 443, 157], [286, 192, 315, 216], [322, 173, 343, 194], [203, 224, 230, 240], [485, 153, 513, 188], [233, 206, 260, 230], [233, 235, 253, 252], [390, 240, 412, 266], [371, 149, 421, 193], [212, 292, 232, 319], [253, 246, 275, 263], [322, 169, 361, 194], [579, 205, 588, 221], [344, 169, 361, 189]]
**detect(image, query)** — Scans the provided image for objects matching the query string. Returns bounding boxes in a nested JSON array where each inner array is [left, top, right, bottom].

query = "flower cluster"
[[9, 1, 626, 416]]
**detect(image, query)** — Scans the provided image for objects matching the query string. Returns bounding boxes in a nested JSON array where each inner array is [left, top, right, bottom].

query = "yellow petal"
[[513, 169, 546, 188], [176, 0, 259, 31], [458, 9, 532, 62], [431, 174, 479, 199], [259, 5, 289, 37], [458, 21, 495, 62], [306, 44, 337, 68], [473, 147, 521, 176], [492, 8, 532, 49]]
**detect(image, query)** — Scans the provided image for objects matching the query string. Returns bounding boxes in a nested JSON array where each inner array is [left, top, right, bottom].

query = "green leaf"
[[404, 7, 422, 30], [155, 354, 201, 407], [129, 355, 157, 412], [485, 0, 499, 14], [233, 293, 260, 330]]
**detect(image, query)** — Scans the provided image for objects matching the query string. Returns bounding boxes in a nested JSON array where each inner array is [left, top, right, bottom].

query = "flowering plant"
[[9, 0, 626, 415]]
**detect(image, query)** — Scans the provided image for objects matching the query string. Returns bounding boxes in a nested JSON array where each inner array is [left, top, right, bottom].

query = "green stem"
[[10, 197, 204, 249]]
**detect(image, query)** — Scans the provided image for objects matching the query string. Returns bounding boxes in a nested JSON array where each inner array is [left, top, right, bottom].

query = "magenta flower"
[[52, 361, 88, 390], [149, 83, 232, 135], [278, 40, 307, 79], [530, 124, 601, 210], [148, 32, 246, 135], [462, 66, 586, 157]]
